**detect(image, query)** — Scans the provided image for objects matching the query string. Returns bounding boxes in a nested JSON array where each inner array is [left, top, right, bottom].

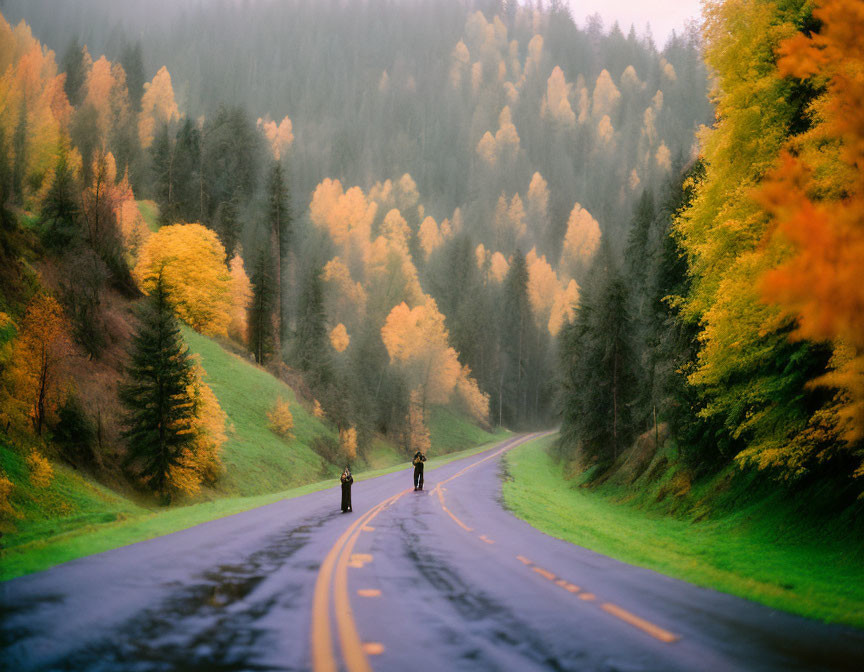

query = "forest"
[[0, 0, 861, 528]]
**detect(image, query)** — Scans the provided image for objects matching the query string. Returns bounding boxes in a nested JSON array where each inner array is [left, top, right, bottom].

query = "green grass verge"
[[503, 435, 864, 628], [136, 200, 160, 231], [0, 434, 508, 581]]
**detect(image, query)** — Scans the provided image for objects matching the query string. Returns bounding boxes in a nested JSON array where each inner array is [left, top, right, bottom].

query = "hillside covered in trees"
[[0, 0, 712, 532]]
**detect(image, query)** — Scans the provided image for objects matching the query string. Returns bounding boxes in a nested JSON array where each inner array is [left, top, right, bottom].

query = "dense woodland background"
[[0, 0, 862, 526]]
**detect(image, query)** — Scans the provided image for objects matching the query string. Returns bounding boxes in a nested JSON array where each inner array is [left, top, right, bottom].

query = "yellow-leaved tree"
[[168, 360, 227, 496], [268, 397, 295, 439], [3, 294, 73, 436], [134, 223, 233, 337]]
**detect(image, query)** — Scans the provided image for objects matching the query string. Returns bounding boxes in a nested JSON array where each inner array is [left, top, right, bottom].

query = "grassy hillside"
[[0, 434, 508, 581], [0, 325, 505, 580], [136, 199, 160, 231], [183, 327, 338, 495], [503, 435, 864, 628]]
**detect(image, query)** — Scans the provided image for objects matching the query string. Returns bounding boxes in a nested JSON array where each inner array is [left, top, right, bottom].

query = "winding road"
[[3, 433, 864, 671]]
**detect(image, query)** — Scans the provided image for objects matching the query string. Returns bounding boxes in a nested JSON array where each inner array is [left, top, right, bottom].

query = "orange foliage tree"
[[134, 223, 233, 337], [757, 0, 864, 458], [138, 66, 180, 149], [228, 253, 253, 344]]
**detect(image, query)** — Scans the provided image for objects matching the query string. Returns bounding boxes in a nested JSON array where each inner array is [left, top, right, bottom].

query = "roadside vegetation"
[[504, 435, 864, 628]]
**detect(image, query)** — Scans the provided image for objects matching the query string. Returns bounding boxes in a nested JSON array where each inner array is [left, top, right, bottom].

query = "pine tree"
[[267, 161, 291, 345], [248, 249, 276, 364], [215, 195, 240, 260], [292, 265, 331, 388], [500, 250, 532, 427], [120, 272, 196, 498], [12, 101, 27, 204], [559, 258, 638, 463], [40, 137, 80, 249]]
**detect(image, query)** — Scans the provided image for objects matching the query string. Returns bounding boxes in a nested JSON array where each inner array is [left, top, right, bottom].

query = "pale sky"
[[565, 0, 704, 45]]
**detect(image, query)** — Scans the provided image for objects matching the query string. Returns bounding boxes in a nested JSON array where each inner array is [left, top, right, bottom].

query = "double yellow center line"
[[311, 487, 410, 672]]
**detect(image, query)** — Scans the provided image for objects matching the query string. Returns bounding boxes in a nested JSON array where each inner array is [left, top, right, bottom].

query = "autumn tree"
[[5, 294, 73, 436], [134, 223, 233, 337], [755, 0, 864, 477], [120, 273, 196, 499]]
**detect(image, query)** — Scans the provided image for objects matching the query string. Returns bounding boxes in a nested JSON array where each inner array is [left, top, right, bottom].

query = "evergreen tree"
[[120, 273, 196, 498], [40, 137, 80, 249], [60, 39, 87, 107], [292, 265, 331, 387], [12, 101, 27, 204], [248, 248, 276, 364], [215, 195, 241, 260], [120, 40, 146, 110], [500, 250, 532, 427], [267, 161, 291, 345], [559, 257, 638, 463]]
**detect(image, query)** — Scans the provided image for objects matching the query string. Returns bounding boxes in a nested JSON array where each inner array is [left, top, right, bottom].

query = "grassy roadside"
[[0, 432, 508, 581], [503, 434, 864, 628]]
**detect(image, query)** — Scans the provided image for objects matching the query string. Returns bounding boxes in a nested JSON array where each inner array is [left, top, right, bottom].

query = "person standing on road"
[[340, 466, 353, 513], [412, 451, 426, 491]]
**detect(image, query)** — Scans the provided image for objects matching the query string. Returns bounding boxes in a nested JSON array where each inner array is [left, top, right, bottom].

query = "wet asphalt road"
[[2, 433, 864, 672]]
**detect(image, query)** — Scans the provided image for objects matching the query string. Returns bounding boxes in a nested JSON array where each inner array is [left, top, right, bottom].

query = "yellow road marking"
[[311, 488, 409, 672], [433, 484, 473, 531], [349, 553, 373, 568], [356, 589, 381, 598], [516, 555, 533, 565], [532, 566, 556, 581], [479, 535, 495, 544], [578, 593, 596, 601], [361, 526, 375, 532], [361, 642, 385, 656], [601, 603, 680, 643], [564, 583, 581, 593]]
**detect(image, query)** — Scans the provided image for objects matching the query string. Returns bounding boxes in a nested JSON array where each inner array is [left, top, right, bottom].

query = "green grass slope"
[[0, 434, 508, 581], [503, 434, 864, 628], [183, 327, 337, 495], [1, 326, 505, 579], [136, 200, 160, 232]]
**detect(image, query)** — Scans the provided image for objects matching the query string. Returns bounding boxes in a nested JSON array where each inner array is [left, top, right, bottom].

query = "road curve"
[[2, 433, 863, 671]]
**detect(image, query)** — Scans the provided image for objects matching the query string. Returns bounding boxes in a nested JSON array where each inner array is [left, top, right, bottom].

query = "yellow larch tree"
[[134, 223, 233, 337], [419, 216, 443, 259], [4, 294, 73, 436], [329, 323, 350, 352], [257, 115, 294, 161], [138, 66, 180, 149], [561, 202, 601, 278], [268, 397, 295, 439], [541, 66, 576, 126], [548, 279, 580, 337], [591, 68, 621, 119], [228, 253, 253, 345]]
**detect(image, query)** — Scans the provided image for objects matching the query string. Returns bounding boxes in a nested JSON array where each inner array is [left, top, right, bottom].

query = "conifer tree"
[[248, 249, 276, 364], [120, 272, 196, 498], [40, 138, 80, 249], [500, 251, 532, 427], [292, 265, 331, 388], [267, 161, 291, 345]]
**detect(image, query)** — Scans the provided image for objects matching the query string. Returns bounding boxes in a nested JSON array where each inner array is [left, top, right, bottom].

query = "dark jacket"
[[340, 470, 353, 512]]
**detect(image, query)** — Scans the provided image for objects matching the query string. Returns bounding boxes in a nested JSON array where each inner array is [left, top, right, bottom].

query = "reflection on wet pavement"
[[54, 512, 340, 672]]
